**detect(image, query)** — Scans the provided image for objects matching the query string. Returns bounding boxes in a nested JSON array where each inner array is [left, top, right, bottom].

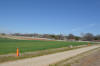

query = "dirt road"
[[0, 45, 99, 66], [72, 46, 100, 66]]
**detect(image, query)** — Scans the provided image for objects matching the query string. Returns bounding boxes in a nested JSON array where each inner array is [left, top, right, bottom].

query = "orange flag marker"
[[17, 48, 19, 56], [88, 43, 90, 46]]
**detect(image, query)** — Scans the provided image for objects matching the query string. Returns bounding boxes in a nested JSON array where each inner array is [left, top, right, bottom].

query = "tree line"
[[0, 33, 100, 41]]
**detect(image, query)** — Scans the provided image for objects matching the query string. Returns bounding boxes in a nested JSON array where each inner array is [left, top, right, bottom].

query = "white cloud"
[[0, 27, 12, 33], [71, 23, 96, 32], [89, 24, 96, 27], [71, 28, 81, 32]]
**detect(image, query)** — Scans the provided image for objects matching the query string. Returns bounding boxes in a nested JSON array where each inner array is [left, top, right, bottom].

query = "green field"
[[0, 38, 88, 55]]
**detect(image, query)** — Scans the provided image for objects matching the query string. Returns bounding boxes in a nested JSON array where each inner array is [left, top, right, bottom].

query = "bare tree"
[[82, 33, 94, 41], [67, 34, 75, 39], [94, 35, 100, 40]]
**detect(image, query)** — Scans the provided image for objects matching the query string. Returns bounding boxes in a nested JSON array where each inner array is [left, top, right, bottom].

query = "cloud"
[[71, 23, 96, 32], [89, 24, 96, 27], [71, 28, 81, 32], [0, 27, 12, 33]]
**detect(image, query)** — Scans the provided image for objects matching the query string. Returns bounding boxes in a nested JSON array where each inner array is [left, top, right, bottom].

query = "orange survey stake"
[[88, 43, 90, 46], [17, 48, 19, 56]]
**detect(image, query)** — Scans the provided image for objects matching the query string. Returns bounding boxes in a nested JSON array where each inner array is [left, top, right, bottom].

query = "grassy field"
[[0, 38, 88, 55]]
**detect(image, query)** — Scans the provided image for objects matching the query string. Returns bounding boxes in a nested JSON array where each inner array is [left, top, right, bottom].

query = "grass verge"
[[0, 45, 88, 63]]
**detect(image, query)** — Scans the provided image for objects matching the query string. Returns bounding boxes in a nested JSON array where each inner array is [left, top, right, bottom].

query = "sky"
[[0, 0, 100, 35]]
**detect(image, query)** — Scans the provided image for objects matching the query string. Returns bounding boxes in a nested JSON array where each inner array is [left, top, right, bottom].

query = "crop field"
[[0, 38, 88, 55]]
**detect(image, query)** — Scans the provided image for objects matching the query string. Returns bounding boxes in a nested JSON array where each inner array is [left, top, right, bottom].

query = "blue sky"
[[0, 0, 100, 35]]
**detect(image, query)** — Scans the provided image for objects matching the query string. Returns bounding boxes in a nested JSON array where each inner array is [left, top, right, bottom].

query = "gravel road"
[[0, 45, 99, 66]]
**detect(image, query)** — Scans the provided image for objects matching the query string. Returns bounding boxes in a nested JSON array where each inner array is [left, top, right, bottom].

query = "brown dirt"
[[72, 47, 100, 66]]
